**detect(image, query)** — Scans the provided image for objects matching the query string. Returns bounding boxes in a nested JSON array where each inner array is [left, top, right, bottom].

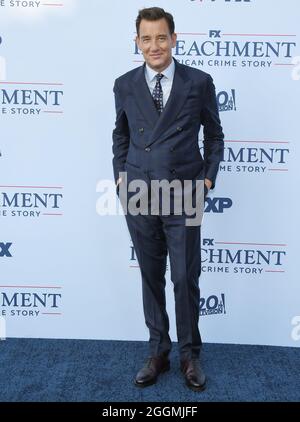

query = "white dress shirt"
[[145, 59, 175, 108]]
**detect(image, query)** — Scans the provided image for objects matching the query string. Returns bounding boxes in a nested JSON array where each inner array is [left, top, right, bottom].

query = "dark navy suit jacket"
[[112, 58, 224, 191]]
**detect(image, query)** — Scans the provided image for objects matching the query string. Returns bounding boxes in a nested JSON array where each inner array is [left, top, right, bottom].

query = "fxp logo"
[[205, 197, 233, 213], [0, 242, 12, 258]]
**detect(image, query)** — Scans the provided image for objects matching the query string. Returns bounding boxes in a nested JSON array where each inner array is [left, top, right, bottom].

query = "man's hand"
[[204, 178, 212, 191], [116, 177, 122, 187]]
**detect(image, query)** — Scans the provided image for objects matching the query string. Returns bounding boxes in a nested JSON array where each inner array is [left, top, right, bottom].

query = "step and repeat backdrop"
[[0, 0, 299, 346]]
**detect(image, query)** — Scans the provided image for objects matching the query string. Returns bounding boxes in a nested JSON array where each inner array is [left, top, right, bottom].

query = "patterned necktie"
[[152, 73, 164, 114]]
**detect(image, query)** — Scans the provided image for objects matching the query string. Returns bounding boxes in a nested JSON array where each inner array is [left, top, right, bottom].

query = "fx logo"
[[205, 197, 233, 213], [209, 30, 221, 38], [203, 238, 214, 246], [0, 242, 13, 257]]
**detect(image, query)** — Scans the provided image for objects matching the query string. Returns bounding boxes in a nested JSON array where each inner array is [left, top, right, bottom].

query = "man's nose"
[[149, 40, 160, 51]]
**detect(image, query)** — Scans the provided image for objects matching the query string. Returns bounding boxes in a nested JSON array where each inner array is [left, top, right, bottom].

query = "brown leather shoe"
[[181, 358, 206, 392], [134, 356, 170, 388]]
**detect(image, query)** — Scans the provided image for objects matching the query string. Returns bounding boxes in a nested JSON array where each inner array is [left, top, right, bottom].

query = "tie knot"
[[156, 73, 164, 82]]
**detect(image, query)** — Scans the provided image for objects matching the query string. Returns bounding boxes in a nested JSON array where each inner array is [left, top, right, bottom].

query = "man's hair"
[[136, 7, 175, 36]]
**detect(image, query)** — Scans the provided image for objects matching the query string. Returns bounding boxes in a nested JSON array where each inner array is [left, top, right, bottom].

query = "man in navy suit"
[[112, 7, 224, 391]]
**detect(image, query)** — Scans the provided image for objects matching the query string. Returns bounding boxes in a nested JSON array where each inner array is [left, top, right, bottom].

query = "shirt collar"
[[145, 58, 175, 83]]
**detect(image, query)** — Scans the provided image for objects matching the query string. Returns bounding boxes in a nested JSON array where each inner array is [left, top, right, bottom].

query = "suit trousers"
[[125, 208, 202, 361]]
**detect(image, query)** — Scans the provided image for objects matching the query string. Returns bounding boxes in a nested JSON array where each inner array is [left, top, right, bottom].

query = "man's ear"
[[135, 35, 141, 51], [171, 33, 177, 48]]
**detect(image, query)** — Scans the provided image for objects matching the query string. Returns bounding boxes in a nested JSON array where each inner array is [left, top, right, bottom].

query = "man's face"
[[136, 18, 177, 72]]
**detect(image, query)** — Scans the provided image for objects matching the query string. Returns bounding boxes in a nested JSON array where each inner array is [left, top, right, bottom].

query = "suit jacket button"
[[170, 147, 174, 152], [177, 126, 183, 132], [171, 169, 176, 175], [139, 128, 144, 133], [145, 147, 151, 152]]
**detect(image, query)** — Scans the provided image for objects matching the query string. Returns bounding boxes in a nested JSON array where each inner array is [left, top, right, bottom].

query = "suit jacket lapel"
[[131, 64, 159, 127], [131, 60, 192, 145], [150, 60, 192, 145]]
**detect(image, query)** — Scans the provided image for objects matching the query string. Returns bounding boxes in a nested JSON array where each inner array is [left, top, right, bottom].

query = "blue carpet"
[[0, 339, 299, 402]]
